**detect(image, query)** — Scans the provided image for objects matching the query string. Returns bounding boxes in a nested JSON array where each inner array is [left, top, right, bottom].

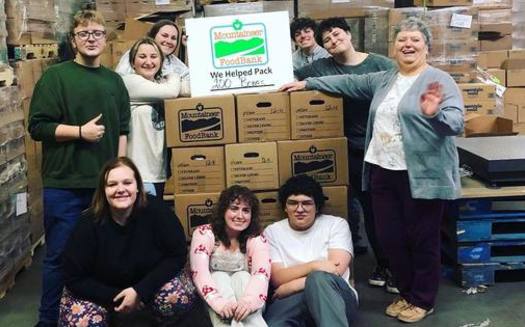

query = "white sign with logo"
[[185, 11, 294, 97]]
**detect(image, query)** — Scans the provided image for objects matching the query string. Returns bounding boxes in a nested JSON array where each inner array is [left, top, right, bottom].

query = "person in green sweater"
[[28, 10, 130, 327], [294, 17, 397, 293]]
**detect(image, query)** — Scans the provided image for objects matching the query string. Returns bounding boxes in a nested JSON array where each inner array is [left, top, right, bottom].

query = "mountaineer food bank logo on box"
[[179, 103, 223, 142], [291, 145, 337, 183], [187, 198, 215, 232], [210, 19, 268, 69]]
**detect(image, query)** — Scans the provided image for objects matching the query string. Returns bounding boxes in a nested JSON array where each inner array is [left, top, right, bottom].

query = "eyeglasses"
[[74, 30, 106, 40], [286, 199, 315, 211]]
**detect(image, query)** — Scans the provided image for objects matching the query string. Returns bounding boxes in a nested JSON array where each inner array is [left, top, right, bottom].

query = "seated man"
[[264, 175, 358, 327]]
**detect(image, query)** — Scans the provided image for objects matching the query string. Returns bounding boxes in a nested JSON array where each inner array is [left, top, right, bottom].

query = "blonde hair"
[[71, 10, 106, 34]]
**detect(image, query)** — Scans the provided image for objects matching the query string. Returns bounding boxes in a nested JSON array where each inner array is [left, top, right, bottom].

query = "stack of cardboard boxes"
[[13, 57, 56, 248], [164, 91, 349, 238], [5, 0, 61, 57], [0, 84, 31, 294]]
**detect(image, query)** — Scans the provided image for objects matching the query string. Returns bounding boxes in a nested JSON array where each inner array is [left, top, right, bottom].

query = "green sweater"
[[28, 61, 130, 189]]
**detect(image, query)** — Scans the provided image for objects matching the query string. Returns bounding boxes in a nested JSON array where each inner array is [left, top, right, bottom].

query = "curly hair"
[[211, 185, 261, 253], [290, 17, 318, 40], [315, 17, 351, 46], [278, 174, 325, 217]]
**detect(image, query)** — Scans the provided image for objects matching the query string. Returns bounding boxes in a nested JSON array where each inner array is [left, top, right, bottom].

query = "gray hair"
[[393, 17, 432, 51]]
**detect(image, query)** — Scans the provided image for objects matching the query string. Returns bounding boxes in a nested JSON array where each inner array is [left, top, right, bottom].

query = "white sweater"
[[123, 73, 189, 183]]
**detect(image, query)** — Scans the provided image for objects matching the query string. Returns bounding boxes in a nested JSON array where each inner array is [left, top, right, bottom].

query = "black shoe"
[[368, 266, 387, 287], [385, 269, 400, 294]]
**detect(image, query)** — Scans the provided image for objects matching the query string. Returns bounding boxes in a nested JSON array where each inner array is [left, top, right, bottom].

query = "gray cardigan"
[[305, 66, 464, 200]]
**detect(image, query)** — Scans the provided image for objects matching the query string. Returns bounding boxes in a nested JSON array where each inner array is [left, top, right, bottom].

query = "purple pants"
[[370, 165, 445, 310]]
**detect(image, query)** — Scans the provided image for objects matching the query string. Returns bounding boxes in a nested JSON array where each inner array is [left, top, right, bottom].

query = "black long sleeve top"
[[63, 196, 187, 308]]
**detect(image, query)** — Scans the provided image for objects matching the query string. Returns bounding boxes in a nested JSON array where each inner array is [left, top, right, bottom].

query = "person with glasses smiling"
[[28, 10, 130, 327], [263, 175, 358, 327]]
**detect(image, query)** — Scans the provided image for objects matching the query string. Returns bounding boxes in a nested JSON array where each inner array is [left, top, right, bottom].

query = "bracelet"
[[79, 125, 82, 140]]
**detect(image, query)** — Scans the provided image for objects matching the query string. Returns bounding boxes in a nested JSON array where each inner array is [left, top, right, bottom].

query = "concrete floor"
[[0, 243, 524, 327]]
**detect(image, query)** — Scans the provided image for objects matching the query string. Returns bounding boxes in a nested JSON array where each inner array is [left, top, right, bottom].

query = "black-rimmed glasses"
[[286, 199, 315, 211], [73, 30, 106, 40]]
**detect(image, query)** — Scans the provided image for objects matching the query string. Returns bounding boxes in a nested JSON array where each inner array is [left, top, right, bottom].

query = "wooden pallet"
[[9, 44, 59, 61], [0, 254, 32, 300]]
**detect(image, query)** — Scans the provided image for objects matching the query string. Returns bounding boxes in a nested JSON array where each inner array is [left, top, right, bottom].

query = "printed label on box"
[[187, 198, 215, 232], [291, 146, 337, 183], [179, 104, 224, 142]]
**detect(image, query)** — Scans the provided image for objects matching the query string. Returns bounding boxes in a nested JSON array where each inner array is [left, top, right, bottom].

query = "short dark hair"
[[290, 17, 317, 40], [128, 37, 165, 80], [211, 185, 261, 253], [316, 17, 351, 46], [90, 157, 147, 223], [278, 175, 325, 215]]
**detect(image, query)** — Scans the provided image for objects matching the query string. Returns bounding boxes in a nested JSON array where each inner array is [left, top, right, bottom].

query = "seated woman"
[[115, 19, 188, 81], [190, 185, 271, 327], [59, 157, 197, 326], [122, 37, 189, 198]]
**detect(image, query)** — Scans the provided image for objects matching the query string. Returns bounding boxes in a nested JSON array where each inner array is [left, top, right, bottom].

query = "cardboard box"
[[479, 35, 512, 51], [13, 61, 34, 99], [174, 192, 220, 238], [513, 123, 525, 135], [504, 88, 525, 120], [235, 92, 291, 143], [430, 41, 479, 59], [165, 95, 237, 147], [413, 0, 472, 6], [486, 68, 506, 86], [477, 50, 508, 69], [464, 113, 516, 137], [110, 40, 135, 69], [322, 186, 348, 220], [290, 91, 344, 140], [278, 137, 348, 186], [171, 146, 225, 194], [122, 18, 153, 41], [503, 104, 518, 122], [459, 83, 496, 101], [508, 50, 525, 60], [447, 71, 477, 84], [463, 100, 497, 115], [479, 23, 513, 34], [502, 59, 525, 87], [255, 191, 282, 227], [225, 142, 279, 191]]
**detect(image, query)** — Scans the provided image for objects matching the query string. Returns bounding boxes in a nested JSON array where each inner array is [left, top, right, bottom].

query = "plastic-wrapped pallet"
[[5, 0, 58, 45], [0, 84, 30, 290]]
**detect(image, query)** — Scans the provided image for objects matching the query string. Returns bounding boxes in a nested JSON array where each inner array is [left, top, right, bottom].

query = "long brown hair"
[[211, 185, 261, 253], [90, 157, 148, 222]]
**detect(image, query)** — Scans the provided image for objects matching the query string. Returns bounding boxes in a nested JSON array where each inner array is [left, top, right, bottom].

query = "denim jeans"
[[265, 271, 359, 327], [38, 188, 93, 325]]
